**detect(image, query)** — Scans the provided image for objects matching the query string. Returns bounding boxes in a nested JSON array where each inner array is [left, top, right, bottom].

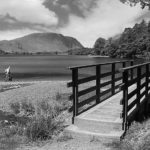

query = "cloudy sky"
[[0, 0, 150, 47]]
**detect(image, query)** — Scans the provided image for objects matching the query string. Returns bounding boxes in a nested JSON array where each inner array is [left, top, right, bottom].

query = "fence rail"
[[68, 60, 134, 123], [119, 62, 150, 131]]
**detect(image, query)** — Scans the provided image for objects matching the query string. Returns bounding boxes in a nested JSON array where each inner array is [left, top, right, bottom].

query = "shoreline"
[[0, 80, 71, 112], [0, 80, 70, 92], [0, 79, 70, 84], [88, 55, 109, 58]]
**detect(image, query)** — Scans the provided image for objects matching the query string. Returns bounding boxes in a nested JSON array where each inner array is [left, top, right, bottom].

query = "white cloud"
[[0, 0, 58, 25], [0, 29, 39, 41], [0, 0, 149, 47], [60, 0, 149, 47]]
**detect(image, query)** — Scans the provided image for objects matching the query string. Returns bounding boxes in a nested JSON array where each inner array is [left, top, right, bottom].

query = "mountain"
[[0, 33, 83, 54]]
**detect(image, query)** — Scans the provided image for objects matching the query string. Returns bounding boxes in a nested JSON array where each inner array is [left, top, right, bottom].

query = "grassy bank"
[[0, 80, 112, 150], [105, 118, 150, 150], [2, 80, 149, 150], [0, 81, 72, 149]]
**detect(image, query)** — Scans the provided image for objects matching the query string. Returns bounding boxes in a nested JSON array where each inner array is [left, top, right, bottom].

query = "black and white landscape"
[[0, 0, 150, 150]]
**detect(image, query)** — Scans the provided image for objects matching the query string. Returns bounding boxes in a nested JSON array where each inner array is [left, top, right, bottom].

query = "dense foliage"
[[94, 38, 106, 55], [94, 20, 150, 58], [70, 20, 150, 58], [120, 0, 150, 9], [68, 47, 95, 55]]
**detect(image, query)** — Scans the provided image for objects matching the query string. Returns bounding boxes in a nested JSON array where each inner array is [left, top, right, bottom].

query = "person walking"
[[5, 66, 12, 81]]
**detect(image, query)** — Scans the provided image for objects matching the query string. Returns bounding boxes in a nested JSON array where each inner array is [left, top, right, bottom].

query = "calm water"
[[0, 55, 143, 81]]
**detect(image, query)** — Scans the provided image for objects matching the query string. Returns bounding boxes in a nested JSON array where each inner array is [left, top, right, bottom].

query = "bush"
[[25, 115, 53, 141], [108, 120, 150, 150], [21, 100, 35, 116], [10, 102, 20, 114], [6, 92, 69, 142], [55, 92, 71, 111], [25, 99, 65, 141]]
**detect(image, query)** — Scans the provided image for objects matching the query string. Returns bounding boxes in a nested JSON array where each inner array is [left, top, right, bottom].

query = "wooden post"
[[122, 71, 128, 131], [145, 64, 149, 116], [96, 65, 100, 104], [136, 66, 141, 121], [146, 64, 149, 97], [72, 68, 78, 124], [123, 62, 126, 68], [130, 61, 134, 80], [122, 62, 126, 84], [111, 63, 115, 95], [137, 67, 141, 108]]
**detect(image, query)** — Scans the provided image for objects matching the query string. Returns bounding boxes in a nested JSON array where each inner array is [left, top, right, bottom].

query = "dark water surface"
[[0, 55, 144, 81]]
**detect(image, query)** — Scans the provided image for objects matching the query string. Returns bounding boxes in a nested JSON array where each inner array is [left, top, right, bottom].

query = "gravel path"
[[17, 139, 111, 150]]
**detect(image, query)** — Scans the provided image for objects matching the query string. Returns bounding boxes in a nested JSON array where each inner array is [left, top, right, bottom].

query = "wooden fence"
[[68, 60, 133, 123], [120, 62, 150, 131]]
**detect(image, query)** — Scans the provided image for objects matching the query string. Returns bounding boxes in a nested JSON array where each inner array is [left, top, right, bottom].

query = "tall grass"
[[107, 119, 150, 150], [0, 91, 71, 148]]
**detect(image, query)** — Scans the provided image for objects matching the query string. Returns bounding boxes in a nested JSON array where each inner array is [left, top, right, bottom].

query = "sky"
[[0, 0, 150, 47]]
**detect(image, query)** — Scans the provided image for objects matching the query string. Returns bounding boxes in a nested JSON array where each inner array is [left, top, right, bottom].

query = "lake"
[[0, 55, 144, 81]]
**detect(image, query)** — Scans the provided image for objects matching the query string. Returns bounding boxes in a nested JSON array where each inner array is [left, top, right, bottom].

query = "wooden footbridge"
[[65, 60, 150, 141]]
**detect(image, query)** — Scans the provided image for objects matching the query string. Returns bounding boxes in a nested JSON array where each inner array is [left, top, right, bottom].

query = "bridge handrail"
[[120, 62, 150, 132], [119, 62, 150, 72], [69, 60, 133, 70], [68, 60, 134, 123]]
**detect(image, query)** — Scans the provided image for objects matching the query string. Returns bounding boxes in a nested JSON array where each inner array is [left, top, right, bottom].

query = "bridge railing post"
[[111, 63, 115, 95], [122, 70, 128, 131], [122, 62, 126, 83], [130, 61, 134, 80], [96, 65, 100, 104], [123, 62, 126, 68], [72, 68, 78, 124], [136, 66, 141, 120], [145, 64, 149, 116]]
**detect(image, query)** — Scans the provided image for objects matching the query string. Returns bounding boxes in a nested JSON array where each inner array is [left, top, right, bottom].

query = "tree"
[[148, 21, 150, 34], [107, 43, 119, 58], [120, 0, 150, 9], [93, 37, 106, 55], [99, 20, 150, 58]]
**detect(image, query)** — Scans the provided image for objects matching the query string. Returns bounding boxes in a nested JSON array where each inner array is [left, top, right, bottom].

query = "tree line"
[[94, 20, 150, 58]]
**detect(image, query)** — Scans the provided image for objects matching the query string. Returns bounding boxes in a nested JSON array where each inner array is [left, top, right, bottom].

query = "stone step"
[[74, 117, 122, 133], [85, 113, 120, 120], [64, 125, 124, 143], [64, 91, 125, 142]]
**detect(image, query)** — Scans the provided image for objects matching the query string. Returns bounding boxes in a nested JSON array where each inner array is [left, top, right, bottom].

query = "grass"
[[105, 119, 150, 150], [56, 132, 73, 142], [0, 89, 71, 149], [122, 119, 150, 150], [0, 80, 116, 149]]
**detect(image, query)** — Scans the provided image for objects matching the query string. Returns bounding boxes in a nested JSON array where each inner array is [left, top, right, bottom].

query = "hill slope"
[[0, 33, 83, 54]]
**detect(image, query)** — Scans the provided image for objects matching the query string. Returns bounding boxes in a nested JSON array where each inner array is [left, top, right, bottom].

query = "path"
[[65, 91, 125, 142]]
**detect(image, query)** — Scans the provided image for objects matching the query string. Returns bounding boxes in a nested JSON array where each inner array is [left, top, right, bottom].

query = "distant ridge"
[[0, 32, 83, 54]]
